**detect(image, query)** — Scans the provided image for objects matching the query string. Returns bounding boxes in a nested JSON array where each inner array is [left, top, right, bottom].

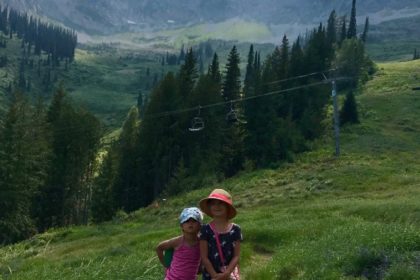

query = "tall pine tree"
[[208, 52, 222, 84], [339, 16, 347, 45], [37, 86, 101, 229], [244, 44, 254, 96], [178, 48, 198, 100], [340, 91, 359, 125], [91, 144, 118, 223], [347, 0, 357, 39], [113, 107, 141, 212], [326, 10, 337, 46], [361, 17, 369, 43], [220, 46, 244, 177], [139, 73, 180, 200], [222, 46, 241, 102], [0, 93, 50, 243]]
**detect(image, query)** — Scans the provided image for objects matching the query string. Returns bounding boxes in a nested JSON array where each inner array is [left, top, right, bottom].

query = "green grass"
[[158, 19, 273, 48], [1, 60, 420, 279], [58, 48, 171, 128], [0, 35, 175, 129], [366, 41, 420, 62], [87, 19, 273, 50]]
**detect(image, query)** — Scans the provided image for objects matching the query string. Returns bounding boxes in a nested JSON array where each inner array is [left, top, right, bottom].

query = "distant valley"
[[1, 0, 420, 42]]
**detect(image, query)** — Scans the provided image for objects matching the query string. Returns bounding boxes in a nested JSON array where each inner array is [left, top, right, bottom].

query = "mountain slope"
[[366, 15, 420, 61], [1, 59, 419, 279], [1, 0, 420, 35]]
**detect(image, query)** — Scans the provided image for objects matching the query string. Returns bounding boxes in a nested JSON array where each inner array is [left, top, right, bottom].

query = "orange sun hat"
[[199, 189, 237, 219]]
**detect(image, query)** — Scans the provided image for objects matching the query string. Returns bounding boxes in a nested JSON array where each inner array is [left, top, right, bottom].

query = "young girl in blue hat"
[[156, 207, 203, 280], [199, 189, 242, 280]]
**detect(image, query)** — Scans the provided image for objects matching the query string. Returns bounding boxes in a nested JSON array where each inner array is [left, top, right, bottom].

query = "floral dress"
[[199, 223, 243, 280]]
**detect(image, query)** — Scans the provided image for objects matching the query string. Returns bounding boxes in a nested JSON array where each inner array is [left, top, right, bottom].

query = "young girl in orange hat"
[[199, 189, 242, 280]]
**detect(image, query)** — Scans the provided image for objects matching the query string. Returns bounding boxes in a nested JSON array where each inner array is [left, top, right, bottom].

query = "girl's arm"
[[200, 240, 220, 279], [221, 241, 241, 277], [156, 236, 180, 267]]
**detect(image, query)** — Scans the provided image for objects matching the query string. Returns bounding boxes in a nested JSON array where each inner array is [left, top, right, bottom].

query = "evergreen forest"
[[1, 1, 373, 242]]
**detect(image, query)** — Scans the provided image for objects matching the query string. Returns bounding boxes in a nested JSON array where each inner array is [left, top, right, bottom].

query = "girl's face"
[[181, 218, 201, 234], [209, 199, 228, 218]]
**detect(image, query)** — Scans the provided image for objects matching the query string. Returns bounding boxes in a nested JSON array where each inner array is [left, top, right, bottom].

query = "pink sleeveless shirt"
[[165, 238, 201, 280]]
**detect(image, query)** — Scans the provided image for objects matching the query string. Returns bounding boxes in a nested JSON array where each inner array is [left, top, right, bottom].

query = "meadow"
[[0, 37, 176, 128], [0, 57, 419, 279], [60, 47, 172, 128], [366, 15, 420, 62]]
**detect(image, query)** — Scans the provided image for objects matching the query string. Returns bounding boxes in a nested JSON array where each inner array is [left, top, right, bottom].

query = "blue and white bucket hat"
[[179, 207, 203, 224]]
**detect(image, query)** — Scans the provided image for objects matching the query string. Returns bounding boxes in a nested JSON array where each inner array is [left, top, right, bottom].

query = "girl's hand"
[[220, 271, 231, 280], [213, 272, 229, 280]]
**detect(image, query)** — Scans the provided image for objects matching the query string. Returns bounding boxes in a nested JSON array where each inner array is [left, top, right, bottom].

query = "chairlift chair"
[[188, 106, 205, 132], [225, 101, 247, 124], [226, 109, 239, 123], [189, 117, 205, 132]]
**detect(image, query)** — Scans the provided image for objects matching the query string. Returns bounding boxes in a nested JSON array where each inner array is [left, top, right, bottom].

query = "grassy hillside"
[[1, 60, 420, 279], [0, 34, 177, 128], [366, 15, 420, 61], [62, 46, 170, 128]]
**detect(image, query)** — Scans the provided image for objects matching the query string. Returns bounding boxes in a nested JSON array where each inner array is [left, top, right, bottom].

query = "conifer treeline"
[[92, 3, 374, 222], [0, 89, 101, 244], [0, 4, 77, 61]]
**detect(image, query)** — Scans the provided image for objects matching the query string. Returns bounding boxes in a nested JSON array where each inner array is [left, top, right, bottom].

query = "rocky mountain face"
[[0, 0, 419, 35]]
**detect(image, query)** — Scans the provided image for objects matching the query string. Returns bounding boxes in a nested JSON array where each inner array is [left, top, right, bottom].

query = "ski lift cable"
[[264, 68, 337, 85], [2, 76, 351, 135], [145, 76, 352, 119], [1, 73, 347, 133], [147, 77, 349, 119], [240, 76, 351, 103], [146, 69, 341, 119]]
